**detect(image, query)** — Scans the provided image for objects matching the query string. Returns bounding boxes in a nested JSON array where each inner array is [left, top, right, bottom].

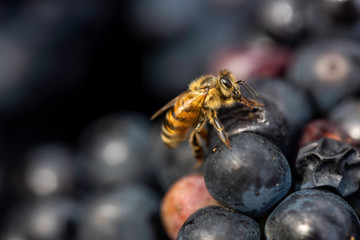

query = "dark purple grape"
[[210, 96, 289, 155], [328, 98, 360, 144], [298, 118, 357, 148], [78, 184, 163, 240], [161, 173, 218, 240], [2, 197, 79, 240], [21, 143, 76, 197], [1, 231, 26, 240], [78, 112, 151, 187], [150, 122, 201, 191], [253, 78, 314, 135], [209, 44, 292, 81], [204, 132, 291, 217], [265, 189, 360, 240], [256, 0, 308, 45], [305, 0, 359, 35], [177, 205, 260, 240], [295, 137, 360, 197], [287, 38, 360, 113]]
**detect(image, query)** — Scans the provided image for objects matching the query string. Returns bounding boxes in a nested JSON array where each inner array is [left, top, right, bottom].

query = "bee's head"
[[218, 69, 241, 99], [218, 69, 258, 100]]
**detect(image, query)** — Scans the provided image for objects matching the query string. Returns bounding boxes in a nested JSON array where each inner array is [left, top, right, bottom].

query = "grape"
[[298, 118, 356, 148], [161, 173, 218, 240], [2, 197, 78, 240], [211, 96, 289, 155], [253, 79, 314, 134], [209, 44, 292, 81], [78, 112, 151, 187], [204, 132, 291, 217], [265, 189, 360, 240], [287, 38, 360, 113], [177, 205, 261, 240], [257, 0, 308, 45], [22, 143, 75, 197], [150, 123, 200, 191], [328, 98, 360, 144], [295, 137, 360, 197], [78, 184, 163, 240]]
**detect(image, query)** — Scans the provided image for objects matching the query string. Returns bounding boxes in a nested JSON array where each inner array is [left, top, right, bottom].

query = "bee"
[[151, 69, 261, 165]]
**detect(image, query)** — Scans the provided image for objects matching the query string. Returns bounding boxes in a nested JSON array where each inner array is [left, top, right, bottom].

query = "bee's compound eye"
[[220, 77, 232, 89]]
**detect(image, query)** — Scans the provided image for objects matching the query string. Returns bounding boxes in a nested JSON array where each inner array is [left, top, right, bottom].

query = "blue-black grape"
[[295, 137, 360, 197], [265, 189, 360, 240], [177, 205, 260, 240], [204, 132, 291, 217], [78, 112, 151, 187], [287, 38, 360, 113], [22, 143, 76, 197], [210, 96, 289, 155], [253, 79, 314, 135], [305, 0, 359, 35], [2, 197, 79, 240], [328, 98, 360, 144], [257, 0, 308, 45], [78, 184, 163, 240], [150, 122, 200, 191]]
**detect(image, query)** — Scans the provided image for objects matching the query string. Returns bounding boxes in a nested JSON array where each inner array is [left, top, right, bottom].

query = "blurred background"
[[0, 0, 359, 239]]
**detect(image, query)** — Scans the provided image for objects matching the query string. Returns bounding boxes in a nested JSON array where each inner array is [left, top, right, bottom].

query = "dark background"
[[0, 0, 151, 221], [0, 1, 151, 146]]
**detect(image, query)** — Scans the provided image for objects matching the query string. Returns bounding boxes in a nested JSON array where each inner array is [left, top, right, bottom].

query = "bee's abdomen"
[[161, 95, 202, 148]]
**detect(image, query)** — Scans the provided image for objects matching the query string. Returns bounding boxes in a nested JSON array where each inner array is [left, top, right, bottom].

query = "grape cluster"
[[147, 1, 360, 240], [1, 0, 360, 240]]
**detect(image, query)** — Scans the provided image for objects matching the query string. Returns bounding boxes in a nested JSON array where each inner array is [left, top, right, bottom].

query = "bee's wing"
[[150, 90, 190, 120]]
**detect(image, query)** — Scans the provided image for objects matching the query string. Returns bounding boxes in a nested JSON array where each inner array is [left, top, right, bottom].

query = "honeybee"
[[151, 69, 261, 165]]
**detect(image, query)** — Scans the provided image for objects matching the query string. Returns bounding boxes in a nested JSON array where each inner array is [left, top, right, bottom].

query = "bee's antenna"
[[237, 80, 258, 98]]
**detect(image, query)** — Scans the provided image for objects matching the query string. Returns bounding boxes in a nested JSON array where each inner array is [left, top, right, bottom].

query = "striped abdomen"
[[161, 91, 206, 148]]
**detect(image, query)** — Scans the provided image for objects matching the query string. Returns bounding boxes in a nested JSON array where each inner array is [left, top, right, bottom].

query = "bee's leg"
[[239, 97, 254, 110], [194, 114, 205, 132], [240, 97, 263, 109], [194, 114, 209, 146], [189, 130, 204, 168], [247, 98, 264, 107], [209, 110, 231, 149]]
